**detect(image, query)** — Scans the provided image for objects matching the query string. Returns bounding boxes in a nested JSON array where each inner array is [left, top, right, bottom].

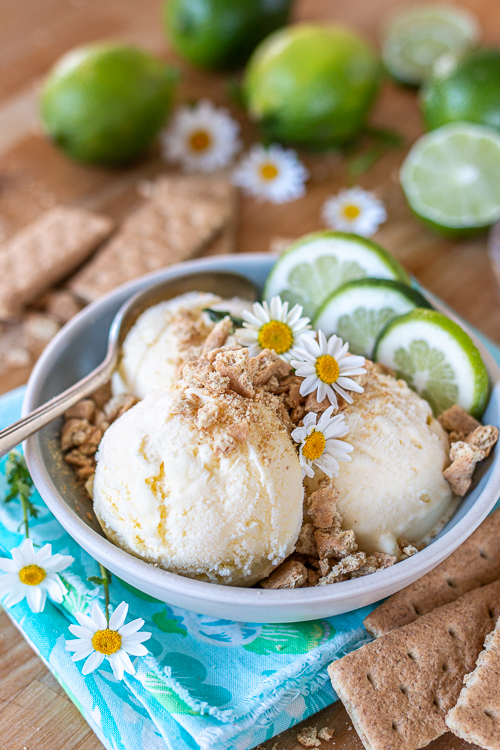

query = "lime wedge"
[[264, 231, 409, 319], [381, 4, 480, 86], [374, 308, 489, 417], [400, 123, 500, 234], [314, 278, 431, 357]]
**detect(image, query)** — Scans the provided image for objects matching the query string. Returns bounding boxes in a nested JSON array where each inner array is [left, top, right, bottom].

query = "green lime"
[[400, 122, 500, 234], [40, 44, 177, 165], [314, 278, 431, 357], [163, 0, 293, 70], [381, 3, 480, 86], [243, 23, 381, 149], [374, 308, 489, 417], [264, 231, 409, 319], [421, 48, 500, 132]]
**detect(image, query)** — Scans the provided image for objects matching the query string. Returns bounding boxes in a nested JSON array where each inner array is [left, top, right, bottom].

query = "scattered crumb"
[[86, 512, 93, 521], [297, 726, 321, 747], [318, 727, 334, 741]]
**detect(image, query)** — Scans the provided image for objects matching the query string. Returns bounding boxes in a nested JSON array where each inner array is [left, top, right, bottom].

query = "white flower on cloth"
[[66, 601, 151, 681], [0, 538, 73, 613], [291, 331, 366, 407], [161, 99, 241, 172], [322, 187, 387, 237], [233, 143, 308, 203], [291, 407, 353, 479], [235, 295, 312, 362]]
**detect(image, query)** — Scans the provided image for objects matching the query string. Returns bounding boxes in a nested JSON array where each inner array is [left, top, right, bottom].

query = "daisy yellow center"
[[260, 162, 279, 181], [19, 564, 46, 586], [258, 320, 293, 354], [92, 629, 122, 655], [302, 430, 326, 461], [189, 130, 211, 152], [343, 204, 361, 219], [315, 354, 340, 384]]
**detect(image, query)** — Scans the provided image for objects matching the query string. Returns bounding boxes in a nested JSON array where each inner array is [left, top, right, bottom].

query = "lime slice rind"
[[382, 4, 480, 85], [400, 123, 500, 230], [314, 278, 431, 357], [374, 309, 489, 417], [264, 232, 409, 319]]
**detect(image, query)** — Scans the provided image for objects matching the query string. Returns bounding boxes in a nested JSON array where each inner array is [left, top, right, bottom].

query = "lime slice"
[[314, 278, 431, 357], [400, 123, 500, 234], [381, 4, 480, 86], [264, 231, 409, 319], [374, 308, 489, 417]]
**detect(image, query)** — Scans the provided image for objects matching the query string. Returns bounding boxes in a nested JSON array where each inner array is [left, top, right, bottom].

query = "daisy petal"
[[109, 601, 128, 631], [82, 651, 104, 675], [91, 602, 107, 631]]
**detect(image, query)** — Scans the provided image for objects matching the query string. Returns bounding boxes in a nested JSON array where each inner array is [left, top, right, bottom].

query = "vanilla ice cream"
[[93, 386, 304, 586], [112, 292, 252, 399], [332, 365, 453, 557]]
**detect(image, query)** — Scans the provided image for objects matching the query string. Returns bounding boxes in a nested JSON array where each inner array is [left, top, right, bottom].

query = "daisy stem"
[[21, 494, 30, 539], [99, 563, 110, 626]]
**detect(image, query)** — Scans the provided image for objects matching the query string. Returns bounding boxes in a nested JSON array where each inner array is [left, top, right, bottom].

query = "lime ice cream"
[[93, 386, 304, 586], [112, 292, 252, 399], [332, 364, 453, 557]]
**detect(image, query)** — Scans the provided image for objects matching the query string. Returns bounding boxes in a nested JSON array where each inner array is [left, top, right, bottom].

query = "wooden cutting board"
[[0, 0, 499, 747]]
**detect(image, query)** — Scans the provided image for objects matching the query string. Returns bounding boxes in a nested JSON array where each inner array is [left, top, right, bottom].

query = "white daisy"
[[0, 538, 73, 613], [235, 295, 312, 362], [291, 331, 366, 407], [161, 99, 241, 172], [291, 407, 353, 479], [322, 187, 387, 237], [66, 601, 151, 681], [233, 143, 308, 203]]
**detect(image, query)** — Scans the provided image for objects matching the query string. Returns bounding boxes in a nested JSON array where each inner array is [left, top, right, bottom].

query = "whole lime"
[[40, 44, 177, 165], [163, 0, 293, 70], [243, 24, 381, 149], [421, 48, 500, 132]]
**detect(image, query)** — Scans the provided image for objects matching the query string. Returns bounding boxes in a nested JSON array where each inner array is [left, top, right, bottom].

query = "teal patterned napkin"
[[2, 327, 499, 750]]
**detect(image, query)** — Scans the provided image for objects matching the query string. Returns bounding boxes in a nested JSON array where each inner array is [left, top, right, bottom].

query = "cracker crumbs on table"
[[318, 726, 334, 741], [297, 725, 321, 747]]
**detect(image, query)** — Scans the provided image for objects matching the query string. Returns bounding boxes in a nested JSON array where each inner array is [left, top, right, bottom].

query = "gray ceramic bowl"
[[23, 254, 500, 623]]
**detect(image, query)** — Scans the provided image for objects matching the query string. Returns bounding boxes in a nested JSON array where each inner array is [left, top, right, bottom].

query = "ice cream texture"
[[332, 363, 453, 557], [93, 383, 304, 586], [112, 292, 252, 399]]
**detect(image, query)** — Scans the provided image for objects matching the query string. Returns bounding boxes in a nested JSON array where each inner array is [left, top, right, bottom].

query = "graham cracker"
[[364, 508, 500, 637], [70, 175, 237, 302], [329, 580, 500, 750], [0, 207, 114, 318], [446, 616, 500, 749]]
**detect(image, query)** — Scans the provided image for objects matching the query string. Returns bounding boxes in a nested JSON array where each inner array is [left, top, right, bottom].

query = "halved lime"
[[314, 278, 431, 357], [374, 308, 489, 417], [400, 123, 500, 234], [264, 232, 409, 319], [381, 4, 480, 86]]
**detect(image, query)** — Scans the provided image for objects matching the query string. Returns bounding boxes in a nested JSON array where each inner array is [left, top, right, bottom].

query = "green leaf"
[[87, 576, 106, 585], [202, 308, 244, 328]]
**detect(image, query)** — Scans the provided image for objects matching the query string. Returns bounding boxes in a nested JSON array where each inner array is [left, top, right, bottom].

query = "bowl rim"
[[23, 253, 500, 612]]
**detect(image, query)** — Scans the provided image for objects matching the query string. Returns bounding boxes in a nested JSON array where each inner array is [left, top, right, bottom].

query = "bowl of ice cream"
[[23, 253, 500, 622]]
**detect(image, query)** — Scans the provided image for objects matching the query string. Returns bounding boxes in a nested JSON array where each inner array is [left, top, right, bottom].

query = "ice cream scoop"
[[92, 386, 304, 586], [332, 364, 453, 557], [112, 292, 253, 399]]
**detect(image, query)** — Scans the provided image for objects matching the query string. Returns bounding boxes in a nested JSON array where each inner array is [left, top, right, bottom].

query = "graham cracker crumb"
[[314, 528, 357, 560], [438, 405, 481, 441], [318, 727, 334, 741], [296, 523, 317, 556], [297, 726, 321, 748], [260, 559, 307, 589], [308, 484, 341, 529], [318, 552, 366, 585]]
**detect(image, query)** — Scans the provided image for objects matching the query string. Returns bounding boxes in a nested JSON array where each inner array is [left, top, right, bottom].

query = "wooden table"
[[0, 0, 499, 747]]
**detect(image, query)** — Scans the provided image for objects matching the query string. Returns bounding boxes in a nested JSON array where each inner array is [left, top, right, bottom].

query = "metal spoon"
[[0, 270, 258, 458]]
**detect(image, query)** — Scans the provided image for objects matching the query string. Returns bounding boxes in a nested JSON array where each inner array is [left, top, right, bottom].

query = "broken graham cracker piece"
[[438, 405, 481, 442], [297, 726, 321, 747], [260, 559, 307, 589], [70, 175, 235, 302], [444, 425, 499, 496], [0, 207, 113, 318], [446, 616, 500, 749], [329, 580, 500, 750], [364, 507, 500, 637], [308, 483, 341, 529], [314, 528, 357, 560]]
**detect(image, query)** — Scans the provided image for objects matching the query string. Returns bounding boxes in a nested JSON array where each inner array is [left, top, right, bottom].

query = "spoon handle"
[[0, 360, 114, 459]]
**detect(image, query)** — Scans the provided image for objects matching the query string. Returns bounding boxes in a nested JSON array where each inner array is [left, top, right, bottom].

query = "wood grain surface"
[[0, 0, 498, 747]]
